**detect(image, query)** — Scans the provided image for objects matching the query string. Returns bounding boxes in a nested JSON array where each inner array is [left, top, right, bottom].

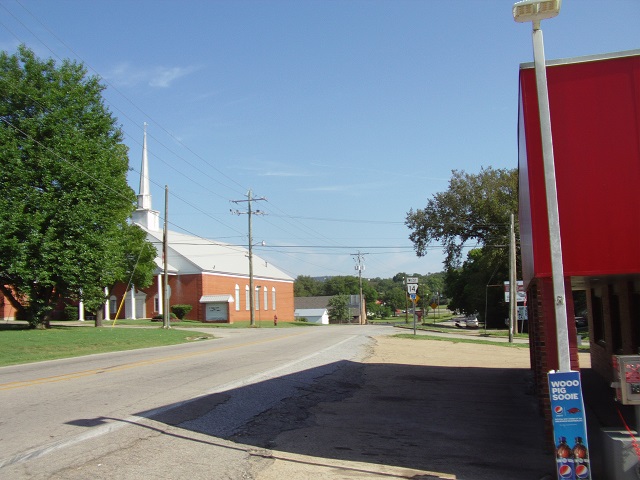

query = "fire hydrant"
[[273, 315, 278, 326]]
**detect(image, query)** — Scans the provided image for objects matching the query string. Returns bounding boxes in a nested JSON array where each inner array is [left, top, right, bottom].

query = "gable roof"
[[139, 226, 293, 282], [294, 296, 333, 310]]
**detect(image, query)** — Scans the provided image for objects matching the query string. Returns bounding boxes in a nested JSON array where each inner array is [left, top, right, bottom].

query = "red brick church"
[[109, 126, 295, 323]]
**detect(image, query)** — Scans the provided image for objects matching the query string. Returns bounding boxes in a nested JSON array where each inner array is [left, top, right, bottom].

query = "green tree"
[[445, 248, 508, 325], [0, 46, 155, 328], [382, 286, 408, 315], [327, 294, 349, 323], [406, 168, 517, 324], [405, 167, 517, 270], [294, 275, 323, 297]]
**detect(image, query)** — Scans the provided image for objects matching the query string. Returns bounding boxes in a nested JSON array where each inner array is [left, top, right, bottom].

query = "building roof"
[[138, 227, 293, 282], [294, 308, 327, 317], [200, 294, 234, 303], [294, 296, 333, 309]]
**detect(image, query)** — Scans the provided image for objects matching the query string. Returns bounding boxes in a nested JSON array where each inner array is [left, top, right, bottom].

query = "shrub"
[[170, 304, 193, 320], [64, 306, 79, 321], [152, 313, 178, 322]]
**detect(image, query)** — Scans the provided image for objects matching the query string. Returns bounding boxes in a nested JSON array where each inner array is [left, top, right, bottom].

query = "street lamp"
[[512, 0, 571, 372]]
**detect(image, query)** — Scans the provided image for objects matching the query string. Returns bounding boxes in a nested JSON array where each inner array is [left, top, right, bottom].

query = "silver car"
[[465, 316, 479, 329]]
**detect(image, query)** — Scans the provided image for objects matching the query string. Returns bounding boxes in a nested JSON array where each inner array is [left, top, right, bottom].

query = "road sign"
[[407, 284, 418, 294], [409, 293, 416, 300], [430, 302, 438, 310], [406, 277, 419, 284]]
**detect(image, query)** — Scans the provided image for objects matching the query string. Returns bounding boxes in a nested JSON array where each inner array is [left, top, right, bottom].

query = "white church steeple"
[[131, 123, 160, 231], [137, 122, 152, 210]]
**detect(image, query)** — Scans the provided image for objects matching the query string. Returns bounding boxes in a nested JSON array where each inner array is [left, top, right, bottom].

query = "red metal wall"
[[518, 52, 640, 284]]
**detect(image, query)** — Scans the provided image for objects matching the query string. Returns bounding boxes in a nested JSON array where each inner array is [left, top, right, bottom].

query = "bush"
[[64, 306, 79, 321], [152, 312, 178, 322], [170, 304, 193, 320]]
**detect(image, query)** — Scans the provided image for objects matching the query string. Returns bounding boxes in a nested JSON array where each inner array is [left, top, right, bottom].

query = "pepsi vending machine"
[[548, 371, 591, 479]]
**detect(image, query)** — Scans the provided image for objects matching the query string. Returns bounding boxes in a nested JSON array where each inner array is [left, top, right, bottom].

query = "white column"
[[104, 287, 110, 320], [78, 289, 85, 322], [131, 287, 136, 320], [157, 274, 163, 314]]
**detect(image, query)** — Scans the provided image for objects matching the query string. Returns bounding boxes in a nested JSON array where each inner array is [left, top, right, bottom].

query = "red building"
[[518, 49, 640, 472]]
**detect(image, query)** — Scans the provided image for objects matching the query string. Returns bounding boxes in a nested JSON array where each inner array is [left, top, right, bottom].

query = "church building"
[[108, 126, 295, 323]]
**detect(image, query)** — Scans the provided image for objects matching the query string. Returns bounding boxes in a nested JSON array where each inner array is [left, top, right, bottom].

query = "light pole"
[[513, 0, 570, 372]]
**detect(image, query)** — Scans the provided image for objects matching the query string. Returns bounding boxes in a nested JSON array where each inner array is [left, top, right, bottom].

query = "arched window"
[[109, 296, 117, 318], [272, 287, 276, 311], [263, 286, 268, 310], [245, 285, 250, 311], [235, 284, 240, 311]]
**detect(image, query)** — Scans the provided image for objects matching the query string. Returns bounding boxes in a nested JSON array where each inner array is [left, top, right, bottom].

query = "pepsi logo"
[[576, 464, 589, 478], [554, 406, 563, 415], [558, 465, 573, 478]]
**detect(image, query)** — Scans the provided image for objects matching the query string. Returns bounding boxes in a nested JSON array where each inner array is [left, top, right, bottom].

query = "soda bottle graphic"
[[572, 437, 590, 479], [556, 436, 575, 479]]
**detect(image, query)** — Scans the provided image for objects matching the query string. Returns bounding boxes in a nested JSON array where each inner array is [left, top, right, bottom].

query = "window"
[[235, 284, 240, 311], [245, 285, 250, 311], [154, 294, 159, 313], [255, 286, 260, 310], [109, 296, 117, 317], [263, 286, 268, 310], [272, 287, 276, 311]]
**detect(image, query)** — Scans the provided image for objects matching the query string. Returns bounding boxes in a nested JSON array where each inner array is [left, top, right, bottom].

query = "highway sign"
[[406, 277, 419, 284], [407, 284, 418, 294]]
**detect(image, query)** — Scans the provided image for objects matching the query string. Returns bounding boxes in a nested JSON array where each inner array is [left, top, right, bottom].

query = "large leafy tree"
[[406, 167, 518, 320], [406, 167, 517, 270], [327, 294, 349, 323], [0, 46, 155, 328]]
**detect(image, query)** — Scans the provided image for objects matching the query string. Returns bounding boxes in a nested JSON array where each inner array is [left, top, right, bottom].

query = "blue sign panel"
[[548, 371, 591, 480]]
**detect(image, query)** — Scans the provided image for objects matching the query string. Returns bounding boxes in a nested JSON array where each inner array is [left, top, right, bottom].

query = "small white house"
[[294, 296, 331, 325], [294, 307, 329, 325]]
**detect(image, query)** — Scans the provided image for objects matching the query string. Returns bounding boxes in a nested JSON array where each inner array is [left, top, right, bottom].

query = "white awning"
[[199, 295, 234, 303]]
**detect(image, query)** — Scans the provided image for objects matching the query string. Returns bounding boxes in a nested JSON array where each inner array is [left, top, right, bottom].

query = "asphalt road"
[[0, 325, 391, 479]]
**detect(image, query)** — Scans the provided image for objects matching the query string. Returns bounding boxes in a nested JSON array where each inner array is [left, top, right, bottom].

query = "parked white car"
[[465, 316, 479, 329]]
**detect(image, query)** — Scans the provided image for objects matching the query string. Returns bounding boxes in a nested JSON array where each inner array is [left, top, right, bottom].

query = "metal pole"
[[532, 26, 571, 372], [413, 298, 417, 335], [509, 213, 517, 343]]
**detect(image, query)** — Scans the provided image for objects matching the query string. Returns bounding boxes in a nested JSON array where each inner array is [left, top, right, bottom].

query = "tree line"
[[294, 272, 446, 319]]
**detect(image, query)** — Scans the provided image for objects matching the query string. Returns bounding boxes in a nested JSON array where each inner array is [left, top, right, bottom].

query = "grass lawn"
[[0, 319, 316, 367], [0, 324, 215, 367]]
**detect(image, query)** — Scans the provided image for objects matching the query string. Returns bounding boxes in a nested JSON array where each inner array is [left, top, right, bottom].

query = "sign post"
[[407, 278, 418, 335]]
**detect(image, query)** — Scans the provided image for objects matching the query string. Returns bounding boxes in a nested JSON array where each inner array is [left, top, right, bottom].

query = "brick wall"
[[527, 276, 580, 446], [109, 273, 294, 324]]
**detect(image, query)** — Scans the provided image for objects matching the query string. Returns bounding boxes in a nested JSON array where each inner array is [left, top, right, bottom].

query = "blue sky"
[[1, 0, 638, 279]]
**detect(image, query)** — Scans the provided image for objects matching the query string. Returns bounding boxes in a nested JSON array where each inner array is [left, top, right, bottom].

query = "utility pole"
[[509, 213, 517, 342], [231, 189, 266, 327], [352, 252, 367, 324], [163, 185, 170, 329]]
